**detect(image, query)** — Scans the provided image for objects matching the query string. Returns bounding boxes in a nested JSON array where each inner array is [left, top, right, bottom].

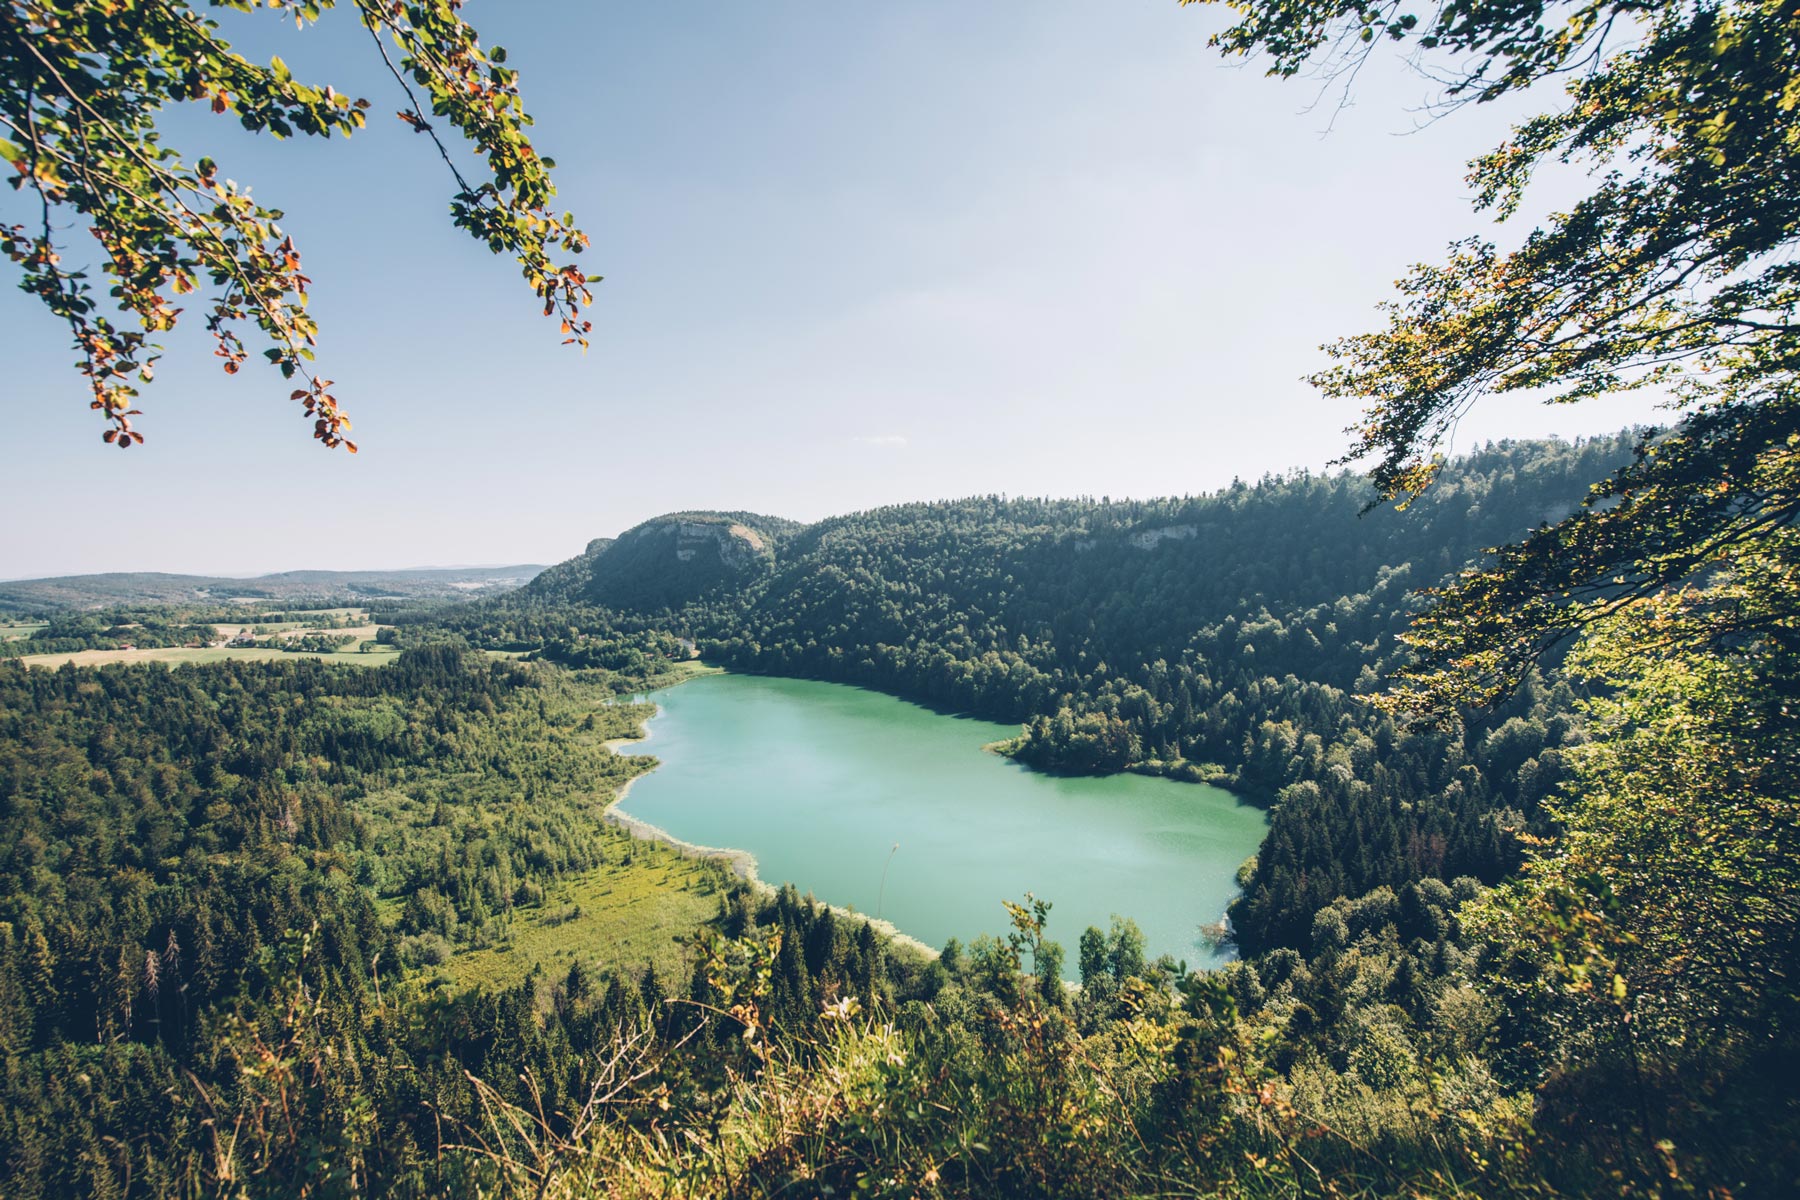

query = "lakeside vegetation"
[[428, 847, 723, 995], [3, 0, 1796, 1190], [461, 439, 1626, 956], [0, 645, 734, 1194], [1, 426, 1794, 1196], [603, 670, 1264, 964], [359, 427, 1789, 1195]]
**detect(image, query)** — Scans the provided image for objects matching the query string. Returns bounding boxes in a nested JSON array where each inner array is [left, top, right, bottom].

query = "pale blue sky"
[[0, 1, 1657, 578]]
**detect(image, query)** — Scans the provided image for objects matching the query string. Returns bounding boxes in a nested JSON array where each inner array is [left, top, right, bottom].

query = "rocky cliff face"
[[1070, 524, 1200, 554], [521, 512, 796, 609], [673, 521, 767, 566], [1128, 524, 1199, 550]]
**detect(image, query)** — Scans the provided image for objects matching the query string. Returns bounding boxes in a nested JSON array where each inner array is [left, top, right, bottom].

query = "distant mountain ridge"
[[0, 564, 547, 612], [523, 438, 1635, 627]]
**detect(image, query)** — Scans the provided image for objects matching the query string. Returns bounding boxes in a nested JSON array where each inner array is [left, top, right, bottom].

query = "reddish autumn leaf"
[[12, 0, 591, 455]]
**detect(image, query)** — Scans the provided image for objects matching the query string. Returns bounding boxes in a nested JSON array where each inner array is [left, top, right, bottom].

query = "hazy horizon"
[[0, 1, 1664, 579], [0, 425, 1647, 581], [0, 563, 549, 585]]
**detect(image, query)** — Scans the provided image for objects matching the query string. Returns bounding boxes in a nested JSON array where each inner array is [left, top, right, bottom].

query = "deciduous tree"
[[1, 0, 592, 450], [1185, 0, 1800, 702], [1189, 0, 1800, 1184]]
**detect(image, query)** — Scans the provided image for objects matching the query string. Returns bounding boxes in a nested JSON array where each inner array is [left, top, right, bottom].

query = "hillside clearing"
[[429, 839, 726, 992]]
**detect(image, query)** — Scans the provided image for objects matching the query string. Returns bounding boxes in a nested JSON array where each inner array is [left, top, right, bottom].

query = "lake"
[[613, 673, 1267, 968]]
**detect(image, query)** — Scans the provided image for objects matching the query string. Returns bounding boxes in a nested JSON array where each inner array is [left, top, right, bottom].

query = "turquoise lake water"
[[614, 673, 1267, 967]]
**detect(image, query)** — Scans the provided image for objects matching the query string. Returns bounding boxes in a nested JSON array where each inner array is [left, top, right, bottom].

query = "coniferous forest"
[[4, 0, 1798, 1195], [3, 429, 1794, 1197]]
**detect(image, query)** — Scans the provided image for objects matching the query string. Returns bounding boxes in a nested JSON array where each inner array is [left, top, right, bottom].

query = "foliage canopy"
[[1186, 0, 1800, 1183], [0, 0, 592, 450], [1190, 0, 1800, 705]]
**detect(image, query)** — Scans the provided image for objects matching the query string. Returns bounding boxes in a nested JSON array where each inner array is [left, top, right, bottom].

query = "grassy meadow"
[[372, 671, 730, 993], [19, 642, 401, 669], [431, 840, 727, 992], [18, 605, 396, 668]]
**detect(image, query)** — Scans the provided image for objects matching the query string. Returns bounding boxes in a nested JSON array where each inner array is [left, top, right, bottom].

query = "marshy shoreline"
[[598, 690, 941, 960]]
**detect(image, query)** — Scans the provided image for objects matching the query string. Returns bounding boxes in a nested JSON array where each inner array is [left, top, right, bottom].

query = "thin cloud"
[[850, 434, 910, 448]]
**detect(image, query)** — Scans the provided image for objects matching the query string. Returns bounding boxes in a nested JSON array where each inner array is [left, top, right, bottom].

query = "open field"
[[0, 622, 47, 641], [19, 643, 401, 669], [246, 622, 381, 641], [431, 840, 725, 991], [209, 627, 382, 646], [213, 606, 373, 635], [16, 605, 395, 668]]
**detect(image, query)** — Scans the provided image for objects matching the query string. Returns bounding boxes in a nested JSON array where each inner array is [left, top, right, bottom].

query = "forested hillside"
[[6, 0, 1796, 1187], [4, 427, 1793, 1197], [0, 638, 1664, 1197], [354, 428, 1792, 1196], [444, 437, 1629, 953], [521, 512, 802, 611], [0, 647, 981, 1196]]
